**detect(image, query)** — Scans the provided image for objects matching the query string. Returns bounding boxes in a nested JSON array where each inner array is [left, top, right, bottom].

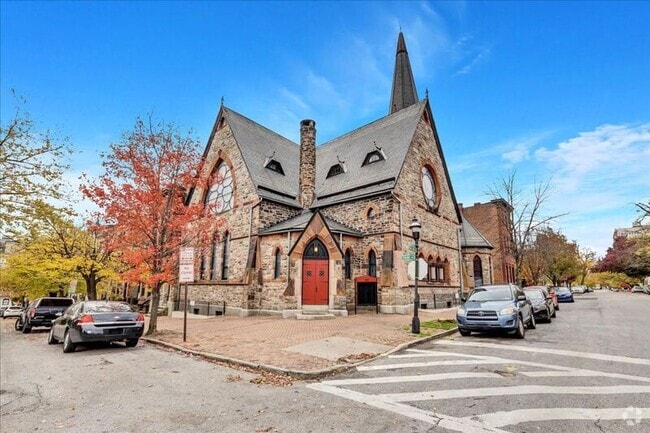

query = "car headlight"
[[499, 307, 516, 316], [456, 307, 467, 317]]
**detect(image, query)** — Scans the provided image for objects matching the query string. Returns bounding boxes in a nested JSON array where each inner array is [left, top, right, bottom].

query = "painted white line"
[[307, 383, 510, 433], [390, 349, 496, 360], [434, 340, 650, 366], [360, 351, 650, 383], [357, 359, 513, 371], [521, 370, 603, 378], [473, 407, 650, 428], [382, 385, 650, 402], [320, 372, 503, 386]]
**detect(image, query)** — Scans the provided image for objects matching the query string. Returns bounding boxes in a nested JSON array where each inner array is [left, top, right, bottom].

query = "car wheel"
[[14, 318, 23, 331], [514, 316, 525, 339], [47, 327, 58, 345], [22, 320, 31, 333], [62, 330, 76, 353], [125, 338, 139, 347], [458, 329, 471, 337], [547, 309, 553, 323], [527, 312, 536, 329]]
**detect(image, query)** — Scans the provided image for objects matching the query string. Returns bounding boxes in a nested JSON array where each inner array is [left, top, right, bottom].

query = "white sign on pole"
[[407, 258, 428, 280], [69, 280, 77, 294], [179, 247, 195, 283]]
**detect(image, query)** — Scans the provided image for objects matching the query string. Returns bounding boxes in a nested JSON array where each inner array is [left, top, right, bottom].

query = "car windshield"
[[555, 287, 570, 293], [467, 288, 513, 302], [525, 290, 544, 299]]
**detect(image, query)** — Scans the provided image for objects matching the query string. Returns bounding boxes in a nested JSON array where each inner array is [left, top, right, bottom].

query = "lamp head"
[[409, 217, 421, 241]]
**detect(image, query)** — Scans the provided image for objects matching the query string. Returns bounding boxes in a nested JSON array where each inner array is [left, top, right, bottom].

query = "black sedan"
[[524, 287, 555, 323], [48, 301, 145, 353]]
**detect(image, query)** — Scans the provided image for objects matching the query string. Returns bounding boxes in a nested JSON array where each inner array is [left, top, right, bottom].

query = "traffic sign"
[[179, 247, 195, 283]]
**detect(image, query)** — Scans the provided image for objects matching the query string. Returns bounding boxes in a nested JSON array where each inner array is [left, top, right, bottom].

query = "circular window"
[[421, 166, 437, 210], [206, 161, 233, 214]]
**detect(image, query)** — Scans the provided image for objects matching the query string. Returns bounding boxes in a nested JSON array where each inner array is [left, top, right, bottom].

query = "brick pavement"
[[143, 308, 457, 376]]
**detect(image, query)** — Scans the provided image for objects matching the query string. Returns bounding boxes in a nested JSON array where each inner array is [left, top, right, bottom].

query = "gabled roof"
[[460, 218, 493, 249], [313, 101, 426, 206], [222, 107, 302, 207], [259, 211, 362, 237]]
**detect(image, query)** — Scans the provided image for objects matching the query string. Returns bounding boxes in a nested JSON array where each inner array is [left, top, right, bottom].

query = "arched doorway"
[[473, 255, 484, 287], [302, 238, 329, 305]]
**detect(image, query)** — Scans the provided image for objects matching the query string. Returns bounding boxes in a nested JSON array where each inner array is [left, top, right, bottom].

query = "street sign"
[[402, 254, 415, 261], [407, 258, 428, 280], [179, 247, 195, 283]]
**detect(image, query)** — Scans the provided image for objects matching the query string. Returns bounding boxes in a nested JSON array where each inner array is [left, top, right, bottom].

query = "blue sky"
[[2, 1, 649, 257]]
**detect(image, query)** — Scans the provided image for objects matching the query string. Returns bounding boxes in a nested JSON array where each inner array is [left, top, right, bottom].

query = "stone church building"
[[182, 33, 500, 317]]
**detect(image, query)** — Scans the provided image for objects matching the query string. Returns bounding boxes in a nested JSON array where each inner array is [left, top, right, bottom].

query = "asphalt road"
[[1, 289, 649, 433]]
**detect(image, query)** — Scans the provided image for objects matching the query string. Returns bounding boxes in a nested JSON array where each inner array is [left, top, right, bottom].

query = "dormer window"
[[326, 163, 345, 178], [362, 150, 385, 166], [264, 159, 285, 175]]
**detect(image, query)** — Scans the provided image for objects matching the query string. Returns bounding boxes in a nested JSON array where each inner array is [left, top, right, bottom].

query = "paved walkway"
[[143, 308, 457, 377]]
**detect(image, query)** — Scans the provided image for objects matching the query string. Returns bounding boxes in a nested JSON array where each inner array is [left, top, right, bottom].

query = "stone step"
[[296, 313, 336, 320]]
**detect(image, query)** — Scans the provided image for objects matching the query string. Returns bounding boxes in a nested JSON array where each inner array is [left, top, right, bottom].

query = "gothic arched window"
[[206, 161, 234, 214], [368, 250, 377, 277]]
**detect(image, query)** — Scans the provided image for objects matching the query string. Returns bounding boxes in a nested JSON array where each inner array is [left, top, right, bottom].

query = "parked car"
[[571, 285, 586, 294], [524, 287, 555, 322], [631, 285, 650, 294], [527, 285, 559, 311], [2, 306, 23, 319], [17, 297, 75, 333], [553, 286, 575, 303], [48, 301, 145, 353], [456, 284, 535, 339]]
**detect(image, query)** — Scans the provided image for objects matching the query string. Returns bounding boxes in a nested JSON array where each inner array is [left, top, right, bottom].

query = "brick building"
[[460, 199, 516, 286], [182, 33, 493, 317]]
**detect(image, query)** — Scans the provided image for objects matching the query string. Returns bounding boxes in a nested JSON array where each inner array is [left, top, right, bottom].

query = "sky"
[[1, 1, 649, 257]]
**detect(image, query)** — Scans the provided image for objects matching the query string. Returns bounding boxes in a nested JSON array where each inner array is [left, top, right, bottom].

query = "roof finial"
[[220, 96, 224, 106], [425, 88, 429, 99]]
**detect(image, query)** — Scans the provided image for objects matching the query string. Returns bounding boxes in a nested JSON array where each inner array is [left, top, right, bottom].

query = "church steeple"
[[389, 32, 419, 114]]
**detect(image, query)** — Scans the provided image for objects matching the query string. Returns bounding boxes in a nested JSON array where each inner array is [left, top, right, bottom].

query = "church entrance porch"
[[302, 238, 329, 306]]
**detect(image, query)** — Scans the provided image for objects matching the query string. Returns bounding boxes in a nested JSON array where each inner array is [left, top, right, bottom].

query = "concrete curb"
[[142, 327, 458, 380]]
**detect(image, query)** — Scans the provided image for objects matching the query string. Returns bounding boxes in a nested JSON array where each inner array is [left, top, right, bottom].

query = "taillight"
[[28, 308, 35, 318], [76, 314, 94, 324], [136, 313, 145, 322]]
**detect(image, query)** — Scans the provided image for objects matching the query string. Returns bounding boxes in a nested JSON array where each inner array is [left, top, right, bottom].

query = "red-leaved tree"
[[82, 117, 218, 334]]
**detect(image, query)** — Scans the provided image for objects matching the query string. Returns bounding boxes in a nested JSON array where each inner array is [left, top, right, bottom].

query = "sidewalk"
[[142, 308, 458, 378]]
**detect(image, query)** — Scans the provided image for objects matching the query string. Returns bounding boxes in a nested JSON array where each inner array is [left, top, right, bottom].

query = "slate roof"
[[223, 107, 302, 208], [460, 218, 493, 249], [389, 32, 419, 114], [259, 211, 363, 236], [313, 101, 426, 206]]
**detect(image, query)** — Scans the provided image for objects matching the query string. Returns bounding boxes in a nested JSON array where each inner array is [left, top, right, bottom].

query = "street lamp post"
[[410, 217, 421, 334]]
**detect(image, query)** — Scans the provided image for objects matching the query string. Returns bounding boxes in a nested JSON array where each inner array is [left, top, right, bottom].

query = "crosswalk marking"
[[320, 371, 503, 386], [382, 385, 650, 402], [308, 383, 510, 433], [473, 407, 650, 428], [434, 340, 650, 365], [308, 342, 650, 433]]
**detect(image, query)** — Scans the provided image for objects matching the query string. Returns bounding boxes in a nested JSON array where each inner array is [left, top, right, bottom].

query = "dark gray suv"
[[456, 284, 535, 338]]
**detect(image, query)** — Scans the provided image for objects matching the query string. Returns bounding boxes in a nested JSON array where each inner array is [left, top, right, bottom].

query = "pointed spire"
[[389, 32, 419, 114]]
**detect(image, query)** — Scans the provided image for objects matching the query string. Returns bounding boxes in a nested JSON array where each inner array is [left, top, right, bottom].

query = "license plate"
[[106, 328, 123, 335], [56, 312, 62, 316]]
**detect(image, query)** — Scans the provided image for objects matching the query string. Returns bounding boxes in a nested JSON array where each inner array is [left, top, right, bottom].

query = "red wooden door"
[[302, 259, 329, 305]]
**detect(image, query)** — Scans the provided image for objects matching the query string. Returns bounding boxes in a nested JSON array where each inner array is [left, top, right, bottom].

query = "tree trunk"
[[146, 282, 162, 335], [84, 274, 98, 300]]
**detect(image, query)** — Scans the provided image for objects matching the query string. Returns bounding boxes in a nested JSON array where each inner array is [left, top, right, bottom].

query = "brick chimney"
[[299, 119, 316, 209]]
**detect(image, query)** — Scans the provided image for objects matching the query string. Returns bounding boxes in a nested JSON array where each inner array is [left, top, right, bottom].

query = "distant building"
[[459, 200, 516, 285], [613, 222, 649, 240]]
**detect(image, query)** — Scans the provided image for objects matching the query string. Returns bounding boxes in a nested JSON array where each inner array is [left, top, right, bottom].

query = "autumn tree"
[[595, 235, 650, 279], [82, 117, 215, 335], [0, 92, 72, 234], [575, 247, 597, 285], [486, 170, 567, 283], [529, 227, 579, 286]]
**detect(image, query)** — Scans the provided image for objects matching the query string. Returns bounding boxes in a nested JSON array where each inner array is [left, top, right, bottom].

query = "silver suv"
[[456, 284, 535, 338]]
